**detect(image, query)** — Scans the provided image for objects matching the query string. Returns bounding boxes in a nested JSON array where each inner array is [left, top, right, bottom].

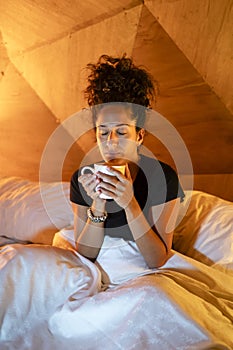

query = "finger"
[[96, 172, 120, 185], [86, 182, 101, 198], [89, 178, 100, 193], [79, 175, 100, 195], [98, 180, 127, 199], [79, 174, 96, 186], [93, 190, 103, 200], [98, 187, 115, 199], [97, 181, 115, 193], [97, 169, 125, 183], [78, 173, 92, 183], [100, 186, 131, 207]]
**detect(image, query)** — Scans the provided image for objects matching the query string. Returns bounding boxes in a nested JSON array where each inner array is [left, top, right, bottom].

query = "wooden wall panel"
[[194, 174, 233, 202], [145, 0, 233, 115], [10, 6, 142, 122], [181, 174, 233, 202], [0, 32, 9, 83], [0, 0, 141, 54], [0, 62, 83, 182], [132, 6, 233, 176], [0, 1, 232, 199]]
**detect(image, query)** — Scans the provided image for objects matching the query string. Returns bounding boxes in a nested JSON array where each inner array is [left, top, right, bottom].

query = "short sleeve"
[[161, 162, 185, 203], [70, 169, 92, 207], [139, 156, 185, 206]]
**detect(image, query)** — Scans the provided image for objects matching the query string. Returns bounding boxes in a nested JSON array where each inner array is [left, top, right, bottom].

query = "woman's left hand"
[[96, 163, 134, 209]]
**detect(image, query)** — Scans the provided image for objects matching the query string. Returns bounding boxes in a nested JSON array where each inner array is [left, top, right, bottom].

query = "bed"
[[0, 176, 232, 350]]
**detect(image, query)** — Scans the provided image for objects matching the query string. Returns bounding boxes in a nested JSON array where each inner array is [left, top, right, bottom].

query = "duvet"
[[0, 177, 232, 349], [0, 234, 232, 350]]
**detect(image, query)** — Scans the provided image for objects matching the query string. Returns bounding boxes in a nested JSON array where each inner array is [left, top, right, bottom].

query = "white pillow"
[[173, 190, 233, 268], [0, 177, 73, 244]]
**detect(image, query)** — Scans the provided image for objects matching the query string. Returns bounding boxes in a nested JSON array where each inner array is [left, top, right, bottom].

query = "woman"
[[70, 54, 184, 272]]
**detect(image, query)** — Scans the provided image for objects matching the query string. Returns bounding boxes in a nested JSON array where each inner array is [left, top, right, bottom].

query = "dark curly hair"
[[84, 54, 159, 129]]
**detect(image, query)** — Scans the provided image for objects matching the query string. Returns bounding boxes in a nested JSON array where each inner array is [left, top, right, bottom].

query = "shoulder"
[[139, 155, 184, 204], [139, 154, 176, 178]]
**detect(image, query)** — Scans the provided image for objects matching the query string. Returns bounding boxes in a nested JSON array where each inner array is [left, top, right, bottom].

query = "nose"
[[107, 130, 118, 142], [106, 131, 119, 151]]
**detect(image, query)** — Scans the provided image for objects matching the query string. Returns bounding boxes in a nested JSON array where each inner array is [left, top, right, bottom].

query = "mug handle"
[[81, 166, 95, 175]]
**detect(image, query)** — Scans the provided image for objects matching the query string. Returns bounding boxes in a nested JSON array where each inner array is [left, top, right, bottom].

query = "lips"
[[106, 153, 122, 159], [105, 153, 124, 163], [107, 153, 120, 156], [105, 151, 122, 156]]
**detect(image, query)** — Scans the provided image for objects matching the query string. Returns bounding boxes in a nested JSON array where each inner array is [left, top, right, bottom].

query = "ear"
[[136, 128, 145, 146]]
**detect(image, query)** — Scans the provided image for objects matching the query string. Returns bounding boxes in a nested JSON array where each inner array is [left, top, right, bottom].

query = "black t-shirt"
[[70, 155, 184, 241]]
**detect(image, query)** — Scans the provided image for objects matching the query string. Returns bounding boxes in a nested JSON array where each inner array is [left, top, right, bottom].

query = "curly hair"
[[84, 54, 159, 129], [84, 54, 158, 107]]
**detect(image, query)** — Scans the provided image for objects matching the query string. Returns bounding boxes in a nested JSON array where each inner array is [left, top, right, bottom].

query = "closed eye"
[[117, 131, 127, 135], [98, 129, 128, 136], [99, 131, 109, 136]]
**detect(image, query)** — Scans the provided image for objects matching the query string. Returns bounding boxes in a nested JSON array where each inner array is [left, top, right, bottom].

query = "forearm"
[[75, 201, 106, 259], [76, 224, 104, 259], [125, 198, 170, 268]]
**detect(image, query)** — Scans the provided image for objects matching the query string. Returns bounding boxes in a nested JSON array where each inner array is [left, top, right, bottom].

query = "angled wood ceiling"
[[0, 0, 232, 114], [0, 0, 232, 187], [0, 0, 141, 53]]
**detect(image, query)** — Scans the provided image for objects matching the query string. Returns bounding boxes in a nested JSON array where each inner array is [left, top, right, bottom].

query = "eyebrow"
[[97, 123, 132, 128]]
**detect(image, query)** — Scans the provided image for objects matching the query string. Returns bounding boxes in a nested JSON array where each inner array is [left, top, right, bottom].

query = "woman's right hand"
[[78, 173, 105, 203]]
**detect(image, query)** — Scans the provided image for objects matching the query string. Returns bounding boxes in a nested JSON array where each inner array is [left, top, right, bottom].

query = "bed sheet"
[[0, 238, 232, 350], [0, 177, 232, 349]]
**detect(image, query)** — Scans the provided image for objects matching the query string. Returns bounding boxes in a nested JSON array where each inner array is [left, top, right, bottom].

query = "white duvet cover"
[[0, 177, 232, 349], [0, 235, 232, 350]]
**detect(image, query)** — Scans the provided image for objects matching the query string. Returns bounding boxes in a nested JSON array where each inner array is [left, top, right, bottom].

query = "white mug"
[[81, 163, 126, 199]]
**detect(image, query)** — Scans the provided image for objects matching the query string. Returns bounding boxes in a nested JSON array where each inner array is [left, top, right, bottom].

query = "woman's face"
[[95, 105, 144, 164]]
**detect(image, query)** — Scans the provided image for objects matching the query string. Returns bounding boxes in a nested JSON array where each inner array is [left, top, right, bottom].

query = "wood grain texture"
[[182, 174, 233, 202], [145, 0, 233, 115], [0, 62, 84, 182], [0, 1, 232, 200], [0, 0, 142, 54], [133, 6, 233, 174], [11, 6, 142, 121]]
